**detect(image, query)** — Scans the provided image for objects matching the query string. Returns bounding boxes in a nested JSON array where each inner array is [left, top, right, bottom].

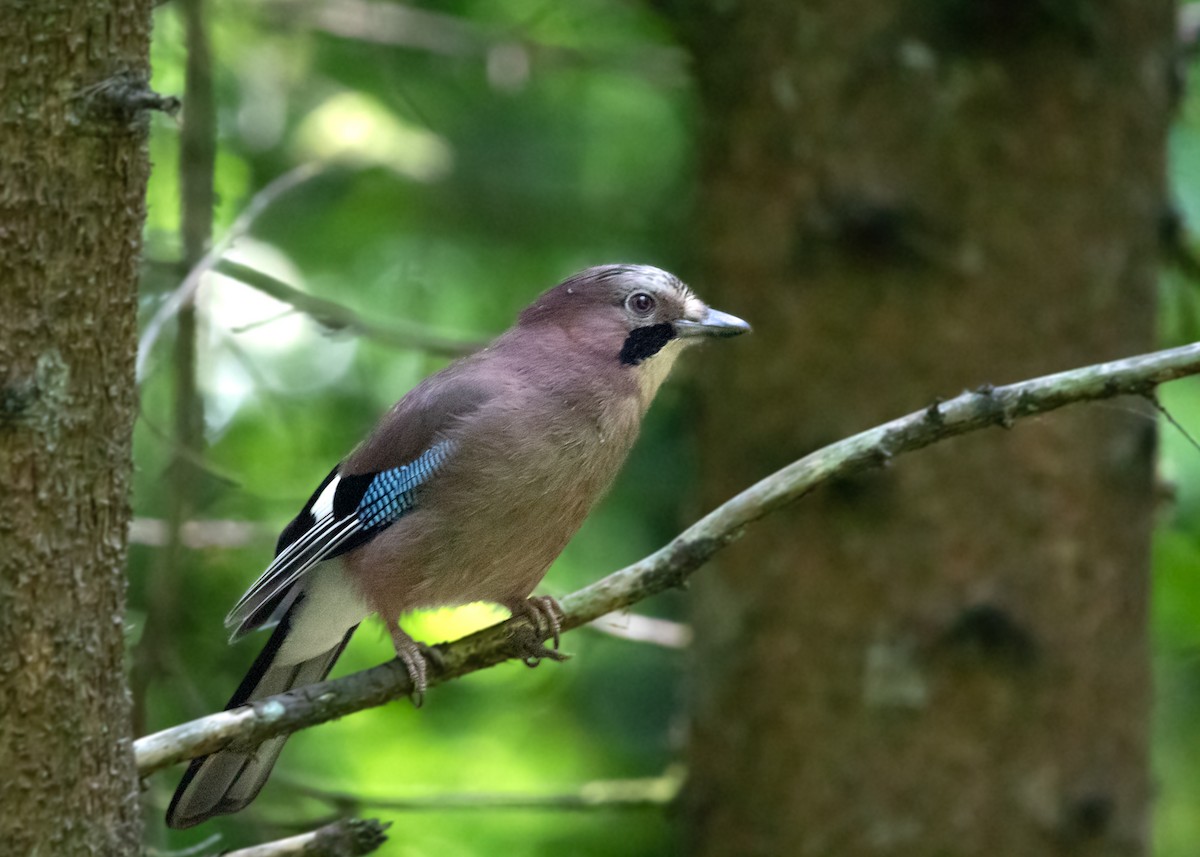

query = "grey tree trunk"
[[0, 2, 153, 853], [674, 2, 1173, 854]]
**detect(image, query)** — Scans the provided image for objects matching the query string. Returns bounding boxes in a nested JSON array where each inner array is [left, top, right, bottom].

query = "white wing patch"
[[225, 512, 363, 638], [312, 475, 339, 521], [224, 441, 456, 641]]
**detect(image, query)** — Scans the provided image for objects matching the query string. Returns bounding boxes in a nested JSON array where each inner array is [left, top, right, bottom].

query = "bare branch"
[[589, 612, 692, 649], [132, 0, 217, 740], [289, 0, 483, 56], [278, 767, 682, 812], [130, 517, 270, 550], [268, 0, 686, 85], [144, 832, 222, 857], [215, 259, 484, 358], [222, 818, 389, 857], [137, 163, 328, 380], [135, 341, 1200, 777]]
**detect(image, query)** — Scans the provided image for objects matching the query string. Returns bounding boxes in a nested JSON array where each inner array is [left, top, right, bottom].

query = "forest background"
[[11, 0, 1200, 855]]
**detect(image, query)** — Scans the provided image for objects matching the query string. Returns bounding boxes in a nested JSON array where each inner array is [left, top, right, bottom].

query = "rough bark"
[[0, 2, 153, 853], [675, 1, 1173, 855]]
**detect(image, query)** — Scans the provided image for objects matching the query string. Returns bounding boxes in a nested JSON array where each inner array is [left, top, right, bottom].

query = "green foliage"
[[1157, 9, 1200, 846], [135, 1, 1200, 855], [1154, 380, 1200, 857]]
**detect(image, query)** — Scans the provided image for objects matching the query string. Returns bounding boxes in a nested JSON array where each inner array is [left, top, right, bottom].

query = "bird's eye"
[[627, 292, 656, 316]]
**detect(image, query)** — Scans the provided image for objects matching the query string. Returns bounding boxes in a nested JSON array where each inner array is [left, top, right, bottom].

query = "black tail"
[[165, 603, 356, 829]]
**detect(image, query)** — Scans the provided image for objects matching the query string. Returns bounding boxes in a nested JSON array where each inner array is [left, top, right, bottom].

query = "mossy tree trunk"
[[673, 1, 1173, 854], [0, 2, 153, 852]]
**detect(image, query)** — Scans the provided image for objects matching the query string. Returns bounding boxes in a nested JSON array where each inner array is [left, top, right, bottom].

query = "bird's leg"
[[504, 595, 568, 667], [386, 619, 431, 706]]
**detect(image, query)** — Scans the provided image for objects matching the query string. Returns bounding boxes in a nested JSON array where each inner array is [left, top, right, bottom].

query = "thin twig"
[[130, 517, 271, 550], [144, 833, 222, 857], [1149, 393, 1200, 458], [137, 163, 328, 380], [132, 0, 216, 740], [222, 818, 389, 857], [135, 341, 1200, 777], [216, 259, 484, 357], [277, 767, 682, 813], [270, 0, 686, 84], [589, 612, 692, 649]]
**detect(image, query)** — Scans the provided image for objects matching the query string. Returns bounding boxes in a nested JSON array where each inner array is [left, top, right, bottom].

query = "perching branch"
[[222, 818, 389, 857], [136, 341, 1200, 777]]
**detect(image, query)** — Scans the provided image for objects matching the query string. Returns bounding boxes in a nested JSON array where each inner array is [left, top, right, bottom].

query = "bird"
[[165, 264, 749, 829]]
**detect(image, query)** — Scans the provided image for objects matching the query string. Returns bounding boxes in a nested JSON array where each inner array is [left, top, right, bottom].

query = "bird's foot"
[[506, 595, 569, 668], [388, 621, 436, 707]]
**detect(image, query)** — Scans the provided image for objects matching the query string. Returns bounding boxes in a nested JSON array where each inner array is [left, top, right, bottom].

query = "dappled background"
[[132, 1, 1200, 855]]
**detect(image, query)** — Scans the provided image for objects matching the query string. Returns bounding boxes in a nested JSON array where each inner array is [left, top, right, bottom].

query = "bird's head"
[[519, 264, 750, 400]]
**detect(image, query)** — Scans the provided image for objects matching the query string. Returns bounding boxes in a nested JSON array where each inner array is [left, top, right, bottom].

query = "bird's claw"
[[394, 644, 428, 707], [389, 622, 437, 707], [507, 595, 569, 667], [521, 649, 569, 668]]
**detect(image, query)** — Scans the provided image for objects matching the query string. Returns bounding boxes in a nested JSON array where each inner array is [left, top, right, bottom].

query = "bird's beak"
[[673, 306, 751, 339]]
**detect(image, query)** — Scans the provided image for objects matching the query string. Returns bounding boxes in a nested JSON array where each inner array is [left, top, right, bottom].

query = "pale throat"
[[635, 338, 687, 407]]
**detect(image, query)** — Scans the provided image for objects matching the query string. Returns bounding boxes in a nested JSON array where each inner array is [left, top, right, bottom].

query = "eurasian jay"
[[166, 264, 749, 828]]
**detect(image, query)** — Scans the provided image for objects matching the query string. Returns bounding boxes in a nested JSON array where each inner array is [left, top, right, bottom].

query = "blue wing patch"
[[356, 440, 453, 530], [226, 439, 455, 638]]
